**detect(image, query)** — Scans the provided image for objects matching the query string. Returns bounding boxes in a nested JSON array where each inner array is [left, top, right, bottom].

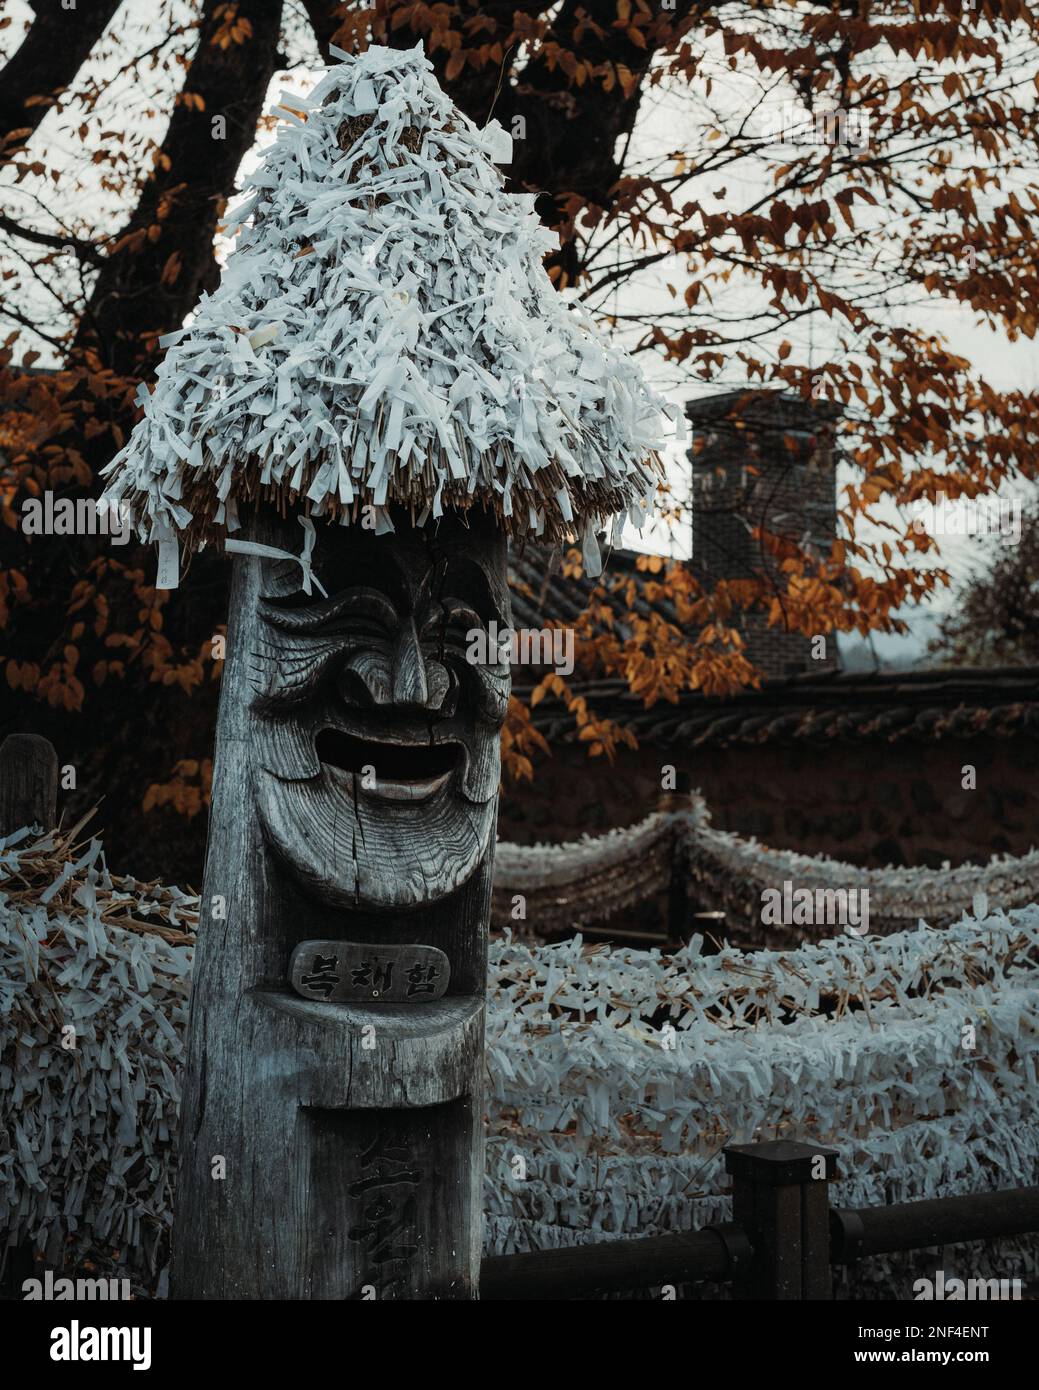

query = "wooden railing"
[[481, 1140, 1039, 1300]]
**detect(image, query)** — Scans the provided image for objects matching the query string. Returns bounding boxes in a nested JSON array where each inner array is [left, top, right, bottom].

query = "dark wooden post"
[[0, 732, 59, 1297], [105, 44, 665, 1303], [724, 1139, 838, 1299], [0, 733, 58, 835], [658, 774, 695, 947], [171, 507, 509, 1299]]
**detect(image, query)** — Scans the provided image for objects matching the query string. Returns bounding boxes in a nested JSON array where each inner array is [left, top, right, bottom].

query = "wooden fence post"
[[0, 732, 58, 1297], [658, 773, 695, 947], [724, 1139, 839, 1299], [0, 733, 58, 836], [171, 508, 508, 1300]]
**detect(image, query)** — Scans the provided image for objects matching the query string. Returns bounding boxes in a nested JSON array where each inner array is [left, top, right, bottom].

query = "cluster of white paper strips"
[[485, 919, 1039, 1294], [3, 821, 1035, 1295], [101, 44, 668, 572], [0, 826, 192, 1275]]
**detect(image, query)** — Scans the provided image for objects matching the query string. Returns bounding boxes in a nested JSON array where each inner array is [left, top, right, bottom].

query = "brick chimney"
[[686, 389, 841, 679]]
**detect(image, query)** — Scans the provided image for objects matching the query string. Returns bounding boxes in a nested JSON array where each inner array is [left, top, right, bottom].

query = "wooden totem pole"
[[172, 505, 509, 1298], [102, 42, 666, 1299]]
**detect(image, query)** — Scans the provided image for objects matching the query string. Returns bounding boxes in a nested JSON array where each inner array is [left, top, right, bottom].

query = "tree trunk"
[[302, 2, 693, 285], [74, 0, 284, 376], [0, 0, 123, 164]]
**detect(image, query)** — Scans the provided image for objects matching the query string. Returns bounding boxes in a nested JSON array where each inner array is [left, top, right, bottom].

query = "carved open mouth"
[[315, 727, 461, 802]]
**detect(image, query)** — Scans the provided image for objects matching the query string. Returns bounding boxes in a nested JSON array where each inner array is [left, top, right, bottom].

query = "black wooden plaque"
[[289, 940, 451, 1003]]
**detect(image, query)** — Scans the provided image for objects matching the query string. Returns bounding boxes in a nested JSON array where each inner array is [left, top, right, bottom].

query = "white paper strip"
[[155, 528, 180, 590], [224, 515, 328, 596]]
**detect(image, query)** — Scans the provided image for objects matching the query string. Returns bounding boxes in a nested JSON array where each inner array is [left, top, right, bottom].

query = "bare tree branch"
[[0, 213, 104, 266]]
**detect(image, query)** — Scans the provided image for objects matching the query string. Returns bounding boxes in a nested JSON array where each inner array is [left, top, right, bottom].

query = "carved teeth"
[[324, 764, 454, 803], [318, 716, 452, 748]]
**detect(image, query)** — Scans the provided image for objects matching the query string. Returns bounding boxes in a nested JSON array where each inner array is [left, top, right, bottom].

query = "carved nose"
[[392, 617, 429, 707]]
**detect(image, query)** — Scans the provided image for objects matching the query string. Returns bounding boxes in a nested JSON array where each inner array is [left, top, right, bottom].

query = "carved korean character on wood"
[[347, 1134, 422, 1299], [290, 940, 450, 1002]]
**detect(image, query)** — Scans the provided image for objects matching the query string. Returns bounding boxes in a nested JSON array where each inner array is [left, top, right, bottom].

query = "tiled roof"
[[514, 664, 1039, 748], [507, 544, 1039, 748], [508, 542, 671, 638]]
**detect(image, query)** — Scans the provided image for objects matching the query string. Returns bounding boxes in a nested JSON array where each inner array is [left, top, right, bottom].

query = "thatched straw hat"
[[102, 43, 670, 578]]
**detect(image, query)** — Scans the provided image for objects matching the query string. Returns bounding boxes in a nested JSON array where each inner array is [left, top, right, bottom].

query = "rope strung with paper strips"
[[492, 806, 707, 933], [100, 42, 670, 583], [687, 823, 1039, 944], [491, 800, 1039, 938]]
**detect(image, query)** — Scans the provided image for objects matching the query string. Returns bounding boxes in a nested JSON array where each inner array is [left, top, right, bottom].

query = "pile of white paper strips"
[[0, 827, 192, 1276], [3, 822, 1035, 1297], [101, 43, 668, 563], [484, 918, 1039, 1294]]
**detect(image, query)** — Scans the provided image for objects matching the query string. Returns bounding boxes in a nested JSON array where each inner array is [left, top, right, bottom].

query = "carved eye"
[[262, 589, 316, 611], [423, 597, 483, 645], [328, 609, 394, 644]]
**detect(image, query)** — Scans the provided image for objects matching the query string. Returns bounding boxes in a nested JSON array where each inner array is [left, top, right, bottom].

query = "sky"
[[3, 0, 1037, 670]]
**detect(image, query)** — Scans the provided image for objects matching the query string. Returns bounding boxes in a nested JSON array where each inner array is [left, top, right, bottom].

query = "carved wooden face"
[[249, 512, 510, 911]]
